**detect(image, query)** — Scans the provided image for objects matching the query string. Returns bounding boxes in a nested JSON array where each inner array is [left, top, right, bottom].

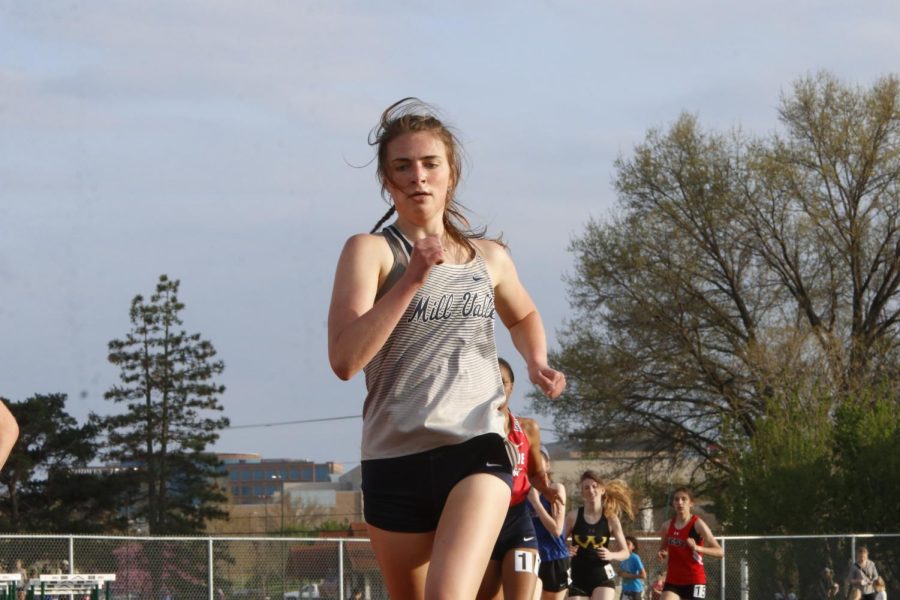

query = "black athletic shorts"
[[538, 556, 571, 592], [569, 580, 615, 596], [663, 582, 708, 599], [491, 501, 539, 561], [570, 558, 616, 596], [361, 433, 514, 532]]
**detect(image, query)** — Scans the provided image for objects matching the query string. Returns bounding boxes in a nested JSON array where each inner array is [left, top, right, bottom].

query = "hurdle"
[[0, 574, 23, 600], [27, 573, 115, 600]]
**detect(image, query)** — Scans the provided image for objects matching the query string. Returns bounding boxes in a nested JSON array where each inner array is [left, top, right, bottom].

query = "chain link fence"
[[0, 534, 896, 600], [634, 534, 900, 600]]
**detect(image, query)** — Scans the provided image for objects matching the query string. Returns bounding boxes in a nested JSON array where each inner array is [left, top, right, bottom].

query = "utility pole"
[[271, 474, 285, 533], [272, 474, 285, 597]]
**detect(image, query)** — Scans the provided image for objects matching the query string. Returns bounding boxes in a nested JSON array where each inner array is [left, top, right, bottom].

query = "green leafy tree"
[[104, 274, 229, 535], [718, 385, 900, 534], [535, 72, 900, 496], [714, 386, 900, 593], [0, 393, 130, 532], [716, 387, 834, 534], [830, 389, 900, 532]]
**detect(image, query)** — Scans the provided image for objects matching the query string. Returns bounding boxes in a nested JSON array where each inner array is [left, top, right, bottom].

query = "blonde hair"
[[874, 577, 885, 591], [580, 471, 635, 520], [849, 588, 862, 600]]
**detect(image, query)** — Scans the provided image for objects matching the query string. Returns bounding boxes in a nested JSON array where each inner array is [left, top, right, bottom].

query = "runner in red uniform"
[[657, 488, 723, 600], [477, 358, 560, 600]]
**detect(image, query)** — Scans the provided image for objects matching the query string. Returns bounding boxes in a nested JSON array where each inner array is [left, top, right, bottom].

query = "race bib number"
[[604, 563, 616, 580], [514, 550, 540, 575], [693, 584, 706, 599]]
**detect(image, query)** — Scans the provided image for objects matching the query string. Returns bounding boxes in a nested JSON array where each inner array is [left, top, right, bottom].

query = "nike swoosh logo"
[[485, 462, 503, 468], [473, 275, 483, 281], [524, 537, 535, 541]]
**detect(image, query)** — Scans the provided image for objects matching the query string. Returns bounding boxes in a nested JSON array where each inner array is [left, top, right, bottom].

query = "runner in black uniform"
[[564, 471, 634, 600]]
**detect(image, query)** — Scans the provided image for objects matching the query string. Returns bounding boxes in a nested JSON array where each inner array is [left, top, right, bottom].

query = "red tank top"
[[665, 515, 706, 585], [507, 413, 531, 505]]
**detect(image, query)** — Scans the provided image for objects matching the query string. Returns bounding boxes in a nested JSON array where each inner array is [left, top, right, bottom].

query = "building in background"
[[211, 453, 363, 535], [217, 453, 342, 504]]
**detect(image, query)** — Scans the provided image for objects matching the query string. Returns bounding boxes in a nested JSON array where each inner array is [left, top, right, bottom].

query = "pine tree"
[[105, 274, 229, 534]]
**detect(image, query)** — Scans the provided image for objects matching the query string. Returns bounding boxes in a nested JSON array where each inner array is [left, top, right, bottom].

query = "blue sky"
[[2, 1, 898, 469]]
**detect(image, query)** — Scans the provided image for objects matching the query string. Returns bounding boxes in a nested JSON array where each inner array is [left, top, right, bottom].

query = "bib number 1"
[[514, 550, 541, 575], [604, 563, 616, 580]]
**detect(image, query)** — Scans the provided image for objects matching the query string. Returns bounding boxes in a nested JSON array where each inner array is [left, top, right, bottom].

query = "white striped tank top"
[[361, 226, 507, 460]]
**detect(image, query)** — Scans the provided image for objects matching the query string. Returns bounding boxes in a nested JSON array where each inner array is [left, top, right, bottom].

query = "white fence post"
[[338, 539, 345, 600], [740, 556, 749, 600], [208, 537, 215, 600], [68, 536, 74, 574], [720, 537, 726, 600]]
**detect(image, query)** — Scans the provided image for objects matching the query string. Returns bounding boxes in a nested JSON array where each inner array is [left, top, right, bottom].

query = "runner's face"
[[581, 478, 604, 501], [672, 491, 693, 514], [383, 131, 452, 226], [500, 366, 514, 400]]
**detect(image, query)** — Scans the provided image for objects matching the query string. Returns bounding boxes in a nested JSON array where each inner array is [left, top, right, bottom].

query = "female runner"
[[564, 472, 634, 600], [656, 487, 724, 600], [477, 358, 560, 600], [328, 98, 565, 600], [528, 447, 569, 600]]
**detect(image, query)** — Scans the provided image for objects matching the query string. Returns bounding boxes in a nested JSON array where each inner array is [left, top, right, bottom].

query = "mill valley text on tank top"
[[361, 226, 506, 460]]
